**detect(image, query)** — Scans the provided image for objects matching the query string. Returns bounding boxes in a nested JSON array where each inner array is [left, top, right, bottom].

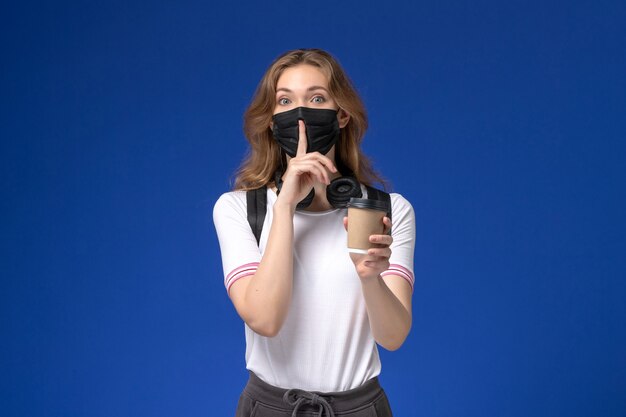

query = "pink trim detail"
[[226, 262, 260, 280], [226, 270, 256, 293], [225, 262, 260, 292], [381, 263, 414, 289]]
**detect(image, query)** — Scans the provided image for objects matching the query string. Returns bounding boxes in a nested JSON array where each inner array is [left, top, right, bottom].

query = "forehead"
[[276, 64, 329, 91]]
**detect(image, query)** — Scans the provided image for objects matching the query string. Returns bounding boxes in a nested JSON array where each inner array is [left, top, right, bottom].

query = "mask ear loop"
[[276, 148, 286, 187], [333, 130, 352, 178], [273, 147, 287, 192], [279, 148, 286, 174]]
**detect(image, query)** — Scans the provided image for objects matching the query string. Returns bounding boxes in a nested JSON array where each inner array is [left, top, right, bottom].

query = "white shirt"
[[213, 187, 415, 392]]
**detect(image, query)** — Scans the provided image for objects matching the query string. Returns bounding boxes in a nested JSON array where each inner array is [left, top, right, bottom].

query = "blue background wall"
[[2, 1, 625, 416]]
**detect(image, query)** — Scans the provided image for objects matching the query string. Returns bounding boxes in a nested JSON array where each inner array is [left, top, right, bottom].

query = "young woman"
[[213, 48, 415, 417]]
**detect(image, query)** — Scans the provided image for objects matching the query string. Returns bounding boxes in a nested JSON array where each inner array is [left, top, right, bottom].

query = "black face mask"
[[271, 107, 341, 157]]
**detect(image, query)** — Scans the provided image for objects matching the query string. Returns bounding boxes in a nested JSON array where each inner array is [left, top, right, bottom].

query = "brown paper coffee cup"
[[347, 198, 389, 254]]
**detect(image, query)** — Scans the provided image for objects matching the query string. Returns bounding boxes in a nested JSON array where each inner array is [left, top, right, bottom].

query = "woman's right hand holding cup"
[[277, 120, 337, 210]]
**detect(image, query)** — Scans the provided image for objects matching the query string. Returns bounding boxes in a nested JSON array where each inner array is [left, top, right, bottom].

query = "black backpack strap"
[[246, 186, 267, 245], [365, 185, 392, 234]]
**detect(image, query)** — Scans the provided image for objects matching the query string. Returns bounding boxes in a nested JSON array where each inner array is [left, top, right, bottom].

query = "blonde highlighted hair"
[[233, 48, 386, 191]]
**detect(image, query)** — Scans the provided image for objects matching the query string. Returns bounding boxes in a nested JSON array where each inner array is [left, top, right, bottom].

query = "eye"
[[311, 95, 326, 103], [278, 97, 291, 105]]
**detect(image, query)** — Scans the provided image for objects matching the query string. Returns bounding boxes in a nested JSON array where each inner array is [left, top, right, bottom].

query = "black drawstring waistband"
[[283, 388, 335, 417], [242, 371, 384, 415]]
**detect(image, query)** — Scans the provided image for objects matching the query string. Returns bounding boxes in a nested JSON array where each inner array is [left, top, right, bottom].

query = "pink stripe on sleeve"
[[381, 263, 414, 290], [225, 262, 260, 293]]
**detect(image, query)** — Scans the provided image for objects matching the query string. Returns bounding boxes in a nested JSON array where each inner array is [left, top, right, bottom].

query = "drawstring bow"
[[282, 389, 335, 417]]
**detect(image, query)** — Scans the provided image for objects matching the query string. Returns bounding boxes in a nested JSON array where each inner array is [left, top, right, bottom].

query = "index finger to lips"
[[296, 120, 307, 156]]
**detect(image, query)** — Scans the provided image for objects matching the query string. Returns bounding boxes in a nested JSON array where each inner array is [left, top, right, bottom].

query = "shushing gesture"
[[276, 120, 337, 209]]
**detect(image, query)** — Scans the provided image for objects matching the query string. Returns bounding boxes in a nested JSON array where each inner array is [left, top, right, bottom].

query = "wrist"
[[359, 274, 382, 286], [273, 199, 296, 217]]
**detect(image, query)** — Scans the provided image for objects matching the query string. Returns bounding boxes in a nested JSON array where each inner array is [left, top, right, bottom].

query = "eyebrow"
[[276, 86, 329, 94]]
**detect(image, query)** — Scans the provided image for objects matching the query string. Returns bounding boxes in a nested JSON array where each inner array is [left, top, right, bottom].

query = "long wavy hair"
[[233, 48, 387, 191]]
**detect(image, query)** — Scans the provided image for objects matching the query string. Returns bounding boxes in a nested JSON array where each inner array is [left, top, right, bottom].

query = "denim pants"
[[235, 371, 394, 417]]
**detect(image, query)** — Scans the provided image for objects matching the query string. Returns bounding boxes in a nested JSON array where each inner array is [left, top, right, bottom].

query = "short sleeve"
[[380, 193, 416, 291], [213, 191, 262, 293]]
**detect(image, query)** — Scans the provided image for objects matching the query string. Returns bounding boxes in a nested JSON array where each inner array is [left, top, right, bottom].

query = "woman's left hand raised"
[[343, 216, 393, 282]]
